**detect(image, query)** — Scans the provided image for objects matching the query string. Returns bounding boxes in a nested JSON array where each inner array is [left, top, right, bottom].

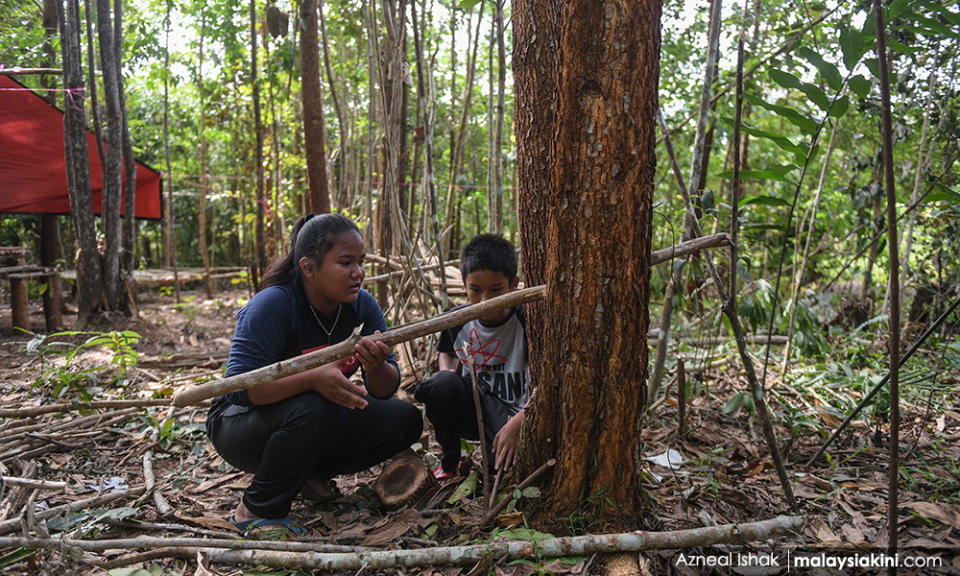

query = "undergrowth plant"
[[22, 330, 142, 399]]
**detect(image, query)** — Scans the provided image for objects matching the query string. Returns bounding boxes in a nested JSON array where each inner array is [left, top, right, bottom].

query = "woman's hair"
[[260, 213, 361, 290]]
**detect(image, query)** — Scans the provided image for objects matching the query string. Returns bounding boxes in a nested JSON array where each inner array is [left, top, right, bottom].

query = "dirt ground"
[[1, 285, 959, 575]]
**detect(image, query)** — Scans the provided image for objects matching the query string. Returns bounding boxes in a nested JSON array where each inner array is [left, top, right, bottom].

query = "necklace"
[[310, 302, 341, 337]]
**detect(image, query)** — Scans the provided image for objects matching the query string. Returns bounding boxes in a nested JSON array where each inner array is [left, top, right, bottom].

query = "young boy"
[[414, 234, 529, 479]]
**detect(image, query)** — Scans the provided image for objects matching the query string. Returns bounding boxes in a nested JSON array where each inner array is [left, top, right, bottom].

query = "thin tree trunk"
[[782, 118, 840, 374], [96, 0, 123, 310], [162, 0, 180, 302], [197, 13, 213, 298], [364, 0, 376, 248], [488, 0, 505, 235], [319, 0, 348, 209], [442, 3, 484, 254], [115, 0, 136, 281], [300, 0, 331, 214], [253, 0, 267, 286], [84, 0, 105, 166], [40, 0, 64, 331], [873, 1, 901, 564], [649, 0, 723, 396], [59, 0, 102, 327]]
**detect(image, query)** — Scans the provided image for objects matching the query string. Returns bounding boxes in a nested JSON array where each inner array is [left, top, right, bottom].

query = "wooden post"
[[677, 359, 687, 438], [9, 276, 29, 330]]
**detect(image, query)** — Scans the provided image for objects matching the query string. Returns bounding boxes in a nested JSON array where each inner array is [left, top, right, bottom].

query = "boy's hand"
[[492, 409, 525, 472]]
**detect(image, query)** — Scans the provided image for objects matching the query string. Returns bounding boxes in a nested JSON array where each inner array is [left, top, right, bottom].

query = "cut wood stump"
[[374, 453, 437, 509]]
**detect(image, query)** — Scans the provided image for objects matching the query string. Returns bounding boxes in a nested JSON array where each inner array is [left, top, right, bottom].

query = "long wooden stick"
[[172, 285, 546, 407], [0, 399, 173, 418], [0, 535, 365, 553], [0, 486, 145, 536], [651, 233, 730, 267], [66, 516, 803, 571]]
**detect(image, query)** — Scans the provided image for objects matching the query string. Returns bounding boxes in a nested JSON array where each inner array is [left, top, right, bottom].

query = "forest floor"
[[0, 285, 958, 576]]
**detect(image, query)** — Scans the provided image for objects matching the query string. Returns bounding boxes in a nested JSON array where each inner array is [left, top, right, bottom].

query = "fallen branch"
[[71, 515, 802, 570], [0, 477, 67, 492], [0, 399, 173, 418], [172, 285, 547, 407], [0, 535, 366, 554], [142, 451, 171, 516], [651, 234, 731, 267], [482, 458, 556, 525], [0, 486, 145, 536]]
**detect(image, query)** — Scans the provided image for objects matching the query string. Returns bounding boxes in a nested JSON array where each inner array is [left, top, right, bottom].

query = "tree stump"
[[374, 454, 436, 509]]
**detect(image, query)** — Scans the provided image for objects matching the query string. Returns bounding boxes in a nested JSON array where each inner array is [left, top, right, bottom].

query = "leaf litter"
[[1, 287, 959, 574]]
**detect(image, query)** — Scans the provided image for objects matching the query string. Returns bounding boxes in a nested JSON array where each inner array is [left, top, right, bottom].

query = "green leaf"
[[839, 28, 868, 70], [0, 548, 37, 568], [498, 527, 555, 542], [918, 0, 960, 26], [741, 195, 792, 208], [797, 47, 843, 91], [458, 0, 483, 8], [520, 486, 542, 498], [446, 471, 478, 505], [849, 75, 872, 98], [798, 82, 831, 111], [769, 68, 801, 89], [702, 188, 716, 213], [886, 0, 912, 21], [886, 38, 921, 54], [723, 392, 745, 415], [719, 167, 796, 183], [829, 94, 850, 118], [729, 118, 806, 160], [744, 93, 818, 135], [923, 186, 960, 205]]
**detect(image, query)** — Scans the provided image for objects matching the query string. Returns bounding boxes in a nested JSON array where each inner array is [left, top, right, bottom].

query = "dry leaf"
[[902, 501, 960, 529], [816, 521, 841, 544], [190, 472, 245, 494], [841, 523, 865, 545], [361, 519, 411, 546], [174, 512, 237, 532]]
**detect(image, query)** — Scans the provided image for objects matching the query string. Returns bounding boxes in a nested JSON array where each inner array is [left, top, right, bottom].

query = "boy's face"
[[464, 269, 520, 324]]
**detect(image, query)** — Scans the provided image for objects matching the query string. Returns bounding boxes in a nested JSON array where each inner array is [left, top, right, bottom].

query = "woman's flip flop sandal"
[[231, 516, 308, 538]]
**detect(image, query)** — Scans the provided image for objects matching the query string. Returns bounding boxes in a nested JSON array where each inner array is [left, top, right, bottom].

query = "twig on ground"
[[482, 458, 556, 525], [0, 486, 145, 536]]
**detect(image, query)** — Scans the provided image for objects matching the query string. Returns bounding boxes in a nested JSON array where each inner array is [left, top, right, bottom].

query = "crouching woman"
[[206, 213, 422, 536]]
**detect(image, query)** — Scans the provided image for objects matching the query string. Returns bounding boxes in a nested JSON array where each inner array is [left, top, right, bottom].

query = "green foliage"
[[23, 330, 142, 398], [562, 485, 617, 536]]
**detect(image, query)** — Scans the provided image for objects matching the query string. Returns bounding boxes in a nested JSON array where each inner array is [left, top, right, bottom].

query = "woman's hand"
[[355, 330, 392, 372], [311, 362, 368, 410], [492, 409, 525, 472]]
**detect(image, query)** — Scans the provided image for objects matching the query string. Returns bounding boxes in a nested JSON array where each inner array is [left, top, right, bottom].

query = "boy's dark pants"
[[414, 370, 512, 474], [207, 393, 422, 519]]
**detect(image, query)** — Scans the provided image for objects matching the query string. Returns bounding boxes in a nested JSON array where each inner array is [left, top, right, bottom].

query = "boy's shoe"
[[433, 465, 456, 480]]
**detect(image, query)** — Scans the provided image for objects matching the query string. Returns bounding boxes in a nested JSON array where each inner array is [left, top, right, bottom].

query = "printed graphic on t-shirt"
[[303, 345, 360, 376], [448, 313, 529, 412]]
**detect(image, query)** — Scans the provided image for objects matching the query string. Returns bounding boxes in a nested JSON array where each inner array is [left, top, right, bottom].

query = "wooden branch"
[[482, 458, 555, 525], [0, 535, 366, 554], [0, 477, 67, 492], [364, 259, 461, 283], [651, 234, 731, 267], [62, 516, 802, 570], [0, 486, 145, 536], [0, 68, 63, 76], [0, 399, 173, 418], [172, 285, 547, 407], [142, 450, 171, 516]]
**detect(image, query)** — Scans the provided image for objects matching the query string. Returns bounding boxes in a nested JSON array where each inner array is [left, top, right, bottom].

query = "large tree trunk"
[[300, 0, 331, 214], [59, 0, 103, 327], [515, 0, 659, 524], [97, 0, 123, 310]]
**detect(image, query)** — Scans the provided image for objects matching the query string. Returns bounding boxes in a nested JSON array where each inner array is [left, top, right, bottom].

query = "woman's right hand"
[[311, 362, 369, 409]]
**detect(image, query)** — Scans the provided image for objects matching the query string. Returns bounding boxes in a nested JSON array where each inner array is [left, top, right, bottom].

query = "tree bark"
[[514, 0, 659, 523], [97, 0, 124, 311], [59, 0, 102, 327], [40, 0, 64, 331], [115, 0, 136, 280], [162, 0, 181, 302], [319, 0, 348, 209], [488, 0, 506, 235], [253, 0, 267, 286], [300, 0, 331, 214], [198, 12, 213, 298]]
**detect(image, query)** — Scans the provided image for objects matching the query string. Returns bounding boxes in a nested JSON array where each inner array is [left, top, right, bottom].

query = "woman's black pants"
[[207, 393, 422, 519]]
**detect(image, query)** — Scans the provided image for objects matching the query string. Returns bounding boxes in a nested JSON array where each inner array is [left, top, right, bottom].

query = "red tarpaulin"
[[0, 75, 162, 219]]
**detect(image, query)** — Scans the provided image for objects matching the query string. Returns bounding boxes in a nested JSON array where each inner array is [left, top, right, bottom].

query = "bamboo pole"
[[172, 286, 546, 407], [71, 516, 803, 570]]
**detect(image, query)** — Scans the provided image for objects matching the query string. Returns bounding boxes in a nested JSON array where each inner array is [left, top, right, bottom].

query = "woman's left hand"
[[355, 330, 392, 372]]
